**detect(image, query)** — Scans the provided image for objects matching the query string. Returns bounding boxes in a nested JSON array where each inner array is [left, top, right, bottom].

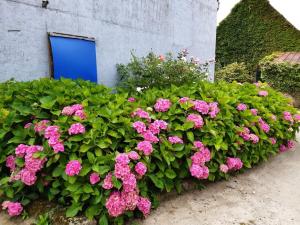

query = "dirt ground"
[[139, 132, 300, 225], [1, 134, 299, 225]]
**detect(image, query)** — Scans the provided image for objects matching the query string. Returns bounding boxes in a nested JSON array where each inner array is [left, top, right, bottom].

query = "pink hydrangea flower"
[[128, 97, 136, 102], [65, 160, 82, 176], [226, 157, 243, 171], [168, 136, 183, 144], [4, 202, 23, 217], [6, 155, 16, 172], [114, 163, 131, 179], [279, 144, 288, 153], [15, 144, 29, 157], [191, 152, 206, 166], [220, 164, 229, 173], [269, 138, 276, 145], [105, 191, 126, 217], [135, 162, 147, 176], [250, 109, 258, 116], [258, 90, 268, 96], [52, 142, 64, 153], [137, 141, 153, 156], [187, 114, 204, 129], [74, 110, 87, 120], [141, 131, 159, 143], [283, 111, 293, 122], [115, 153, 130, 165], [154, 98, 172, 112], [132, 108, 151, 121], [189, 164, 209, 179], [102, 173, 113, 189], [179, 97, 190, 104], [270, 114, 277, 121], [193, 141, 204, 150], [68, 123, 85, 135], [89, 172, 100, 185], [287, 140, 295, 149], [192, 100, 209, 114], [250, 134, 259, 144], [258, 118, 270, 133], [24, 155, 45, 173], [201, 148, 211, 162], [121, 190, 139, 211], [137, 197, 151, 217], [61, 106, 75, 116], [128, 151, 140, 160], [71, 104, 83, 111], [34, 120, 50, 133], [132, 121, 147, 134], [19, 169, 37, 186], [24, 123, 33, 129], [122, 173, 137, 192], [148, 120, 168, 135], [44, 126, 60, 139], [208, 102, 220, 118], [237, 103, 247, 111]]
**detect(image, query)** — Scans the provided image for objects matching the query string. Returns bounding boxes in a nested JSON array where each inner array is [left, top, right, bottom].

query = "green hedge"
[[215, 62, 253, 83], [216, 0, 300, 72], [0, 78, 299, 224]]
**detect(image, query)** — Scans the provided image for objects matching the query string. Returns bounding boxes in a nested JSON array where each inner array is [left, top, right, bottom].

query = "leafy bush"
[[260, 53, 300, 97], [216, 0, 300, 72], [117, 50, 208, 91], [0, 78, 299, 225], [215, 62, 253, 83]]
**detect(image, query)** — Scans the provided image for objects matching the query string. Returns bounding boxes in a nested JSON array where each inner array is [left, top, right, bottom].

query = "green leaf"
[[183, 122, 194, 130], [85, 205, 101, 220], [148, 174, 164, 190], [92, 165, 111, 175], [112, 176, 122, 189], [165, 168, 176, 179], [187, 131, 194, 142], [99, 214, 108, 225], [52, 166, 64, 177], [66, 203, 82, 217], [83, 184, 94, 193], [39, 96, 56, 109]]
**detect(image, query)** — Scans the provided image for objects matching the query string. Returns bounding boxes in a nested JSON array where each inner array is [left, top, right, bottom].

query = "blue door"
[[49, 33, 98, 82]]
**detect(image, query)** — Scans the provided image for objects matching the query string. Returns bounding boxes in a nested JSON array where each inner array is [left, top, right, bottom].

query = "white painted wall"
[[0, 0, 218, 86]]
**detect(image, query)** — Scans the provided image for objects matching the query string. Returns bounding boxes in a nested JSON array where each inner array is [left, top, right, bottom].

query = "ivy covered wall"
[[216, 0, 300, 72]]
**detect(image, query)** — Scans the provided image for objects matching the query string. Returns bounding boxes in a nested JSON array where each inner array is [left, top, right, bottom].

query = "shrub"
[[259, 53, 300, 103], [117, 50, 208, 91], [0, 78, 299, 225], [215, 62, 253, 83], [216, 0, 300, 72]]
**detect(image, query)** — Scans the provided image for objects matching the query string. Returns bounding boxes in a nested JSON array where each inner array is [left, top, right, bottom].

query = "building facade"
[[0, 0, 218, 86]]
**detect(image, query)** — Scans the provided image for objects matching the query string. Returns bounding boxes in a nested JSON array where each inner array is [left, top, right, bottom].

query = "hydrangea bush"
[[0, 78, 299, 224]]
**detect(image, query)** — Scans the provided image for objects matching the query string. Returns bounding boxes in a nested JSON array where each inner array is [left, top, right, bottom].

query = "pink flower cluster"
[[137, 141, 153, 155], [258, 118, 270, 133], [6, 155, 16, 172], [68, 123, 86, 135], [34, 120, 50, 133], [280, 140, 295, 153], [189, 141, 210, 179], [132, 108, 151, 121], [226, 157, 243, 171], [168, 136, 183, 144], [283, 111, 293, 122], [149, 120, 168, 134], [250, 108, 258, 116], [219, 164, 229, 173], [65, 160, 82, 176], [180, 98, 219, 118], [61, 104, 86, 119], [269, 137, 277, 145], [2, 201, 23, 217], [239, 127, 259, 144], [192, 100, 209, 114], [132, 121, 147, 134], [128, 97, 136, 102], [154, 98, 172, 112], [44, 125, 64, 153], [187, 114, 204, 129], [258, 90, 268, 97], [12, 144, 45, 186], [208, 102, 220, 118], [237, 103, 247, 111], [179, 97, 190, 104], [295, 114, 300, 122], [105, 153, 151, 217], [89, 172, 100, 185]]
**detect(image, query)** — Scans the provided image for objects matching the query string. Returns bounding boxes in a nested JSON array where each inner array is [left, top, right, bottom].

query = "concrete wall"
[[0, 0, 218, 86]]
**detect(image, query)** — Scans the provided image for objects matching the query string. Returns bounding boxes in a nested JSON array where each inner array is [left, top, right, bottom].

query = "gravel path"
[[140, 133, 300, 225]]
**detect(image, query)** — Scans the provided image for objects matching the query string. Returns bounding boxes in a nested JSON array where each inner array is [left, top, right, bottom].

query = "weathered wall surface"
[[0, 0, 218, 86]]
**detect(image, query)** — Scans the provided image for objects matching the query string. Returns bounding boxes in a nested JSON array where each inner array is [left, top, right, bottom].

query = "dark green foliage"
[[215, 62, 253, 83], [260, 53, 300, 106], [216, 0, 300, 72]]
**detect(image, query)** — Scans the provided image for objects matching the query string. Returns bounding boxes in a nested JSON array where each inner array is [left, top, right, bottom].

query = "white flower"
[[136, 87, 143, 93]]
